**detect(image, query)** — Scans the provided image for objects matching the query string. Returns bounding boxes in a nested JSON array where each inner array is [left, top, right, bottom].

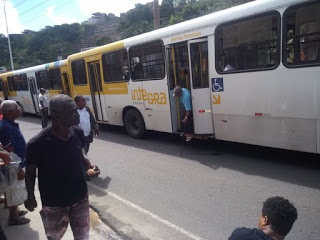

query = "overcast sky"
[[0, 0, 163, 35]]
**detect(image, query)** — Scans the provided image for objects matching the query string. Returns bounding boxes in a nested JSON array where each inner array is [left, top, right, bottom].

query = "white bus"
[[0, 60, 70, 115], [67, 0, 320, 153], [1, 0, 319, 154]]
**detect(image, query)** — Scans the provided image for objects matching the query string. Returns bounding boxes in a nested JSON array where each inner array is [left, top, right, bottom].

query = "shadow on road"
[[97, 124, 320, 191], [18, 116, 320, 191], [90, 176, 112, 197]]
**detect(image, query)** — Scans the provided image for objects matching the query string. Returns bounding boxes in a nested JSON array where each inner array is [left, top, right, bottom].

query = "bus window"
[[48, 68, 63, 90], [129, 40, 165, 80], [71, 59, 87, 85], [8, 77, 15, 91], [102, 49, 129, 83], [190, 41, 209, 89], [36, 70, 50, 90], [13, 75, 21, 91], [216, 11, 280, 73], [283, 1, 320, 67], [168, 43, 190, 90], [62, 73, 70, 96], [20, 74, 28, 91]]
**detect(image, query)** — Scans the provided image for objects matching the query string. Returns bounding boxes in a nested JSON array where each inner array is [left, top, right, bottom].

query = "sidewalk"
[[1, 184, 121, 240]]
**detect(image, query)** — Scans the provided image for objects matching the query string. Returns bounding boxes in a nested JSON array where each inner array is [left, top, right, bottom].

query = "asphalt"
[[0, 183, 121, 240]]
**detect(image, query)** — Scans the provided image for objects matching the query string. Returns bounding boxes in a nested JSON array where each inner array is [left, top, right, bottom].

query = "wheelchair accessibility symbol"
[[211, 78, 224, 92]]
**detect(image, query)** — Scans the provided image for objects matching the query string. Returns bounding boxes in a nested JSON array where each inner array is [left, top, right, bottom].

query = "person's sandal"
[[18, 210, 28, 216], [8, 217, 30, 225]]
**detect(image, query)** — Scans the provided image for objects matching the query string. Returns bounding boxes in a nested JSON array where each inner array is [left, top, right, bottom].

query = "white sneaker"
[[186, 136, 192, 142]]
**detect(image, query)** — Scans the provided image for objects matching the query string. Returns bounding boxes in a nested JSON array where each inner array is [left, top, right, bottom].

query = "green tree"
[[162, 0, 173, 6], [169, 0, 252, 25], [127, 4, 153, 23], [0, 0, 254, 69], [118, 3, 154, 38], [0, 34, 10, 69], [160, 2, 175, 19], [96, 35, 112, 46]]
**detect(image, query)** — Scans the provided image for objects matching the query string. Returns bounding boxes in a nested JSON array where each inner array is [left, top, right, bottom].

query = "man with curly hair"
[[229, 196, 298, 240]]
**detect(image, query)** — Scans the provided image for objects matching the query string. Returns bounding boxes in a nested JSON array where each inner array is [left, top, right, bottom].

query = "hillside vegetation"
[[0, 0, 251, 70]]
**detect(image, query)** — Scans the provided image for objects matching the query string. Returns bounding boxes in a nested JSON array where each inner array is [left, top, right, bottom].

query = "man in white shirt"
[[38, 88, 49, 128], [74, 95, 99, 153]]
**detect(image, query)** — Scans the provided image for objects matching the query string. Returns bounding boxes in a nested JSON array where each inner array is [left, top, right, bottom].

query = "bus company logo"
[[132, 88, 167, 105], [170, 32, 202, 43]]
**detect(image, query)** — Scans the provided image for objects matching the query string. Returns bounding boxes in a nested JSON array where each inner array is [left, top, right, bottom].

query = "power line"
[[22, 12, 43, 24], [13, 0, 27, 8], [22, 0, 76, 25], [19, 0, 50, 16]]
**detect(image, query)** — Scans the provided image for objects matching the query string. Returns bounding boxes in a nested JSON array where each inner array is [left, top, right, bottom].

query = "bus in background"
[[0, 66, 9, 100], [66, 0, 320, 154], [0, 77, 9, 100], [0, 60, 70, 115], [1, 0, 319, 154]]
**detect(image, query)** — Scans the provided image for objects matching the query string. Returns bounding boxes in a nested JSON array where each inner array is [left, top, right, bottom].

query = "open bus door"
[[87, 61, 108, 121], [0, 78, 9, 100], [167, 43, 190, 133], [61, 73, 70, 96], [28, 77, 40, 114], [188, 39, 214, 134]]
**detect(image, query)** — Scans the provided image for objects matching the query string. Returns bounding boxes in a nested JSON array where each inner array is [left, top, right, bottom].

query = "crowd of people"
[[0, 95, 100, 239], [0, 94, 298, 240]]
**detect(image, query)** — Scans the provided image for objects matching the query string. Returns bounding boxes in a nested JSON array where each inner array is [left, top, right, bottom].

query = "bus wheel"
[[124, 109, 145, 138]]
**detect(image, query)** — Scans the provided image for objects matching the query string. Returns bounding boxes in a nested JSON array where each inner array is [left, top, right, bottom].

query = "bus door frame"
[[187, 39, 214, 134], [166, 45, 180, 133], [61, 73, 71, 96], [0, 78, 9, 100], [28, 77, 40, 114], [87, 61, 108, 121]]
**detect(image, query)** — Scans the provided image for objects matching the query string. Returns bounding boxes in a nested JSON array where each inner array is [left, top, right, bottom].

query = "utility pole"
[[153, 0, 160, 30], [2, 0, 14, 71]]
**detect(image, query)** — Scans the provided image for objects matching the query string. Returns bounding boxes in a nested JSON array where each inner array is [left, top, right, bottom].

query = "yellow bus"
[[1, 0, 320, 154], [66, 0, 320, 153], [0, 60, 70, 115]]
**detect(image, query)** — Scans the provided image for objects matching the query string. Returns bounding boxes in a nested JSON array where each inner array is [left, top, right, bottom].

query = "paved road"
[[19, 115, 320, 240]]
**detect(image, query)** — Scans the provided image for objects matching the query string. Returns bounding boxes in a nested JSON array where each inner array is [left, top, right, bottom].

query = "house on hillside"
[[173, 0, 196, 7], [86, 12, 107, 24], [0, 67, 6, 73]]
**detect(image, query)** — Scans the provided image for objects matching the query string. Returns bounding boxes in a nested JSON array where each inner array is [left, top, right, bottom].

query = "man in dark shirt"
[[0, 101, 26, 163], [24, 94, 99, 240], [228, 196, 298, 240], [0, 100, 30, 225]]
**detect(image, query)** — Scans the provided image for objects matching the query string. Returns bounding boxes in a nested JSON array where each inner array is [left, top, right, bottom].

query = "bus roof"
[[123, 0, 303, 46], [0, 60, 67, 77], [68, 41, 124, 61], [67, 0, 305, 62]]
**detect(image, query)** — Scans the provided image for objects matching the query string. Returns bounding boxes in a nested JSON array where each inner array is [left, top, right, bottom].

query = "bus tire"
[[124, 109, 145, 138]]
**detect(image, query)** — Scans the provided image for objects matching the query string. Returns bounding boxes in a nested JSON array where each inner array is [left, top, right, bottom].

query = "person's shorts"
[[40, 195, 90, 240]]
